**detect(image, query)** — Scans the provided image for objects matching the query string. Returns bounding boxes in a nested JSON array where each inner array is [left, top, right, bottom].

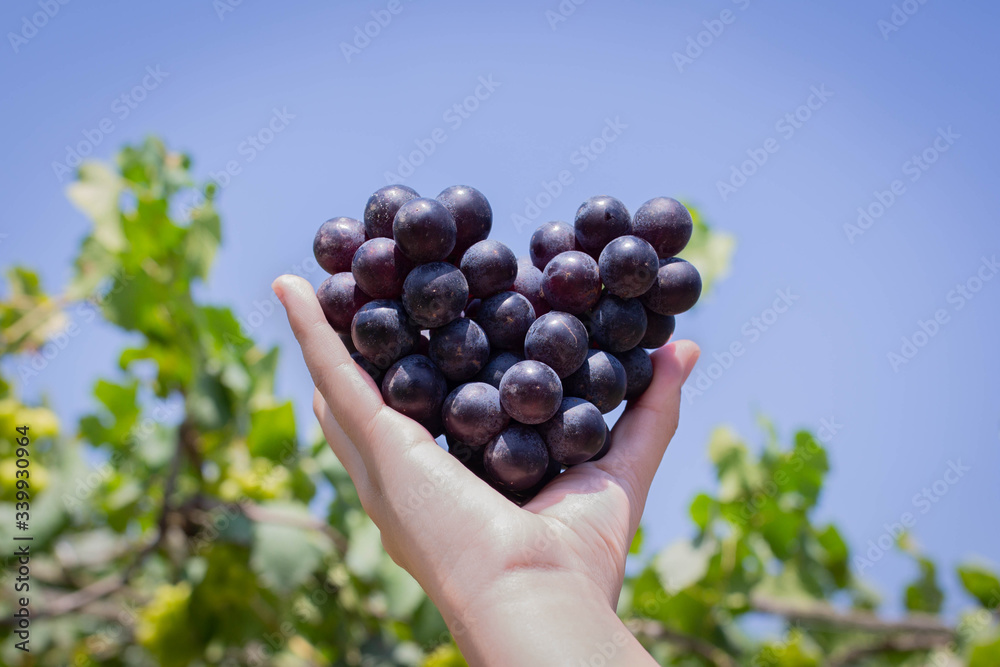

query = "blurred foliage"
[[0, 139, 995, 666]]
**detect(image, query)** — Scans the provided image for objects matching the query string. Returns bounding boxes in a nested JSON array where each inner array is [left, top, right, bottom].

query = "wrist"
[[436, 568, 655, 667]]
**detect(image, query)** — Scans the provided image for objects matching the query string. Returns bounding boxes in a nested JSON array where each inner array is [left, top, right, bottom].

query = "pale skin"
[[274, 275, 700, 667]]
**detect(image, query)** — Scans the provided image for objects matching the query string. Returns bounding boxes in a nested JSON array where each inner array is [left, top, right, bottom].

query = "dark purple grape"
[[364, 184, 419, 239], [640, 309, 675, 348], [537, 398, 606, 465], [351, 238, 414, 299], [513, 257, 550, 317], [641, 258, 702, 316], [563, 350, 627, 414], [449, 439, 489, 480], [351, 300, 419, 369], [588, 424, 612, 462], [499, 360, 563, 425], [588, 294, 647, 352], [517, 456, 563, 501], [523, 312, 589, 378], [351, 351, 383, 384], [339, 332, 357, 353], [314, 217, 366, 275], [393, 197, 457, 263], [615, 347, 653, 401], [529, 221, 577, 269], [381, 355, 447, 425], [317, 273, 372, 333], [574, 196, 630, 258], [599, 235, 659, 298], [484, 424, 549, 492], [631, 197, 693, 259], [428, 318, 490, 382], [442, 382, 510, 447], [541, 251, 602, 315], [475, 291, 535, 350], [402, 263, 469, 329], [437, 185, 493, 259], [474, 351, 524, 389], [459, 240, 517, 298]]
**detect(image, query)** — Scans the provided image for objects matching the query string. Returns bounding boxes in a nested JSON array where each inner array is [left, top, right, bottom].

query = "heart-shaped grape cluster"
[[313, 185, 701, 505]]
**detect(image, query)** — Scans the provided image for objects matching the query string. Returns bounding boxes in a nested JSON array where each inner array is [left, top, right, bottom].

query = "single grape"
[[314, 217, 366, 275], [474, 351, 524, 389], [437, 185, 492, 259], [641, 258, 702, 315], [498, 360, 563, 424], [631, 197, 693, 259], [563, 350, 627, 414], [393, 197, 457, 263], [588, 294, 647, 352], [402, 262, 469, 329], [523, 311, 589, 378], [351, 237, 414, 299], [541, 251, 602, 314], [364, 184, 419, 239], [512, 257, 550, 317], [615, 346, 653, 401], [442, 382, 510, 447], [351, 300, 419, 369], [475, 291, 536, 350], [317, 273, 372, 333], [537, 397, 606, 465], [428, 318, 491, 382], [599, 235, 659, 298], [381, 355, 447, 425], [460, 239, 518, 298], [351, 351, 383, 384], [574, 195, 630, 258], [529, 221, 577, 269], [484, 424, 549, 492], [587, 424, 612, 462], [640, 309, 675, 348]]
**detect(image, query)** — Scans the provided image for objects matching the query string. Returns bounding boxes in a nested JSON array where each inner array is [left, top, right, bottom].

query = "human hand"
[[274, 274, 699, 666]]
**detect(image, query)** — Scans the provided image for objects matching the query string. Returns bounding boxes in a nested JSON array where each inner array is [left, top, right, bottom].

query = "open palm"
[[274, 274, 699, 663]]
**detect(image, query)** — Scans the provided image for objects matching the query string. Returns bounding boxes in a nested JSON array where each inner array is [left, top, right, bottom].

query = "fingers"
[[595, 340, 700, 527], [272, 274, 390, 449]]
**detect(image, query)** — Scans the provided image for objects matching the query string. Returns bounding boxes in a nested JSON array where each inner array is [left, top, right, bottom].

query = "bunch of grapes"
[[313, 185, 701, 505]]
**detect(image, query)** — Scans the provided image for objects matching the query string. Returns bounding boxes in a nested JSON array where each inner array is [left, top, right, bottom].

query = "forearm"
[[437, 569, 657, 667]]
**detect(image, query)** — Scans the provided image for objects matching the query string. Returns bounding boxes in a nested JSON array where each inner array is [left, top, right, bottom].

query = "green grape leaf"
[[247, 401, 296, 461], [904, 556, 944, 614], [957, 563, 1000, 608]]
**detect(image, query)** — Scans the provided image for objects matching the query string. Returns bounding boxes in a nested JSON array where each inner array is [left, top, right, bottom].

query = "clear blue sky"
[[2, 0, 998, 620]]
